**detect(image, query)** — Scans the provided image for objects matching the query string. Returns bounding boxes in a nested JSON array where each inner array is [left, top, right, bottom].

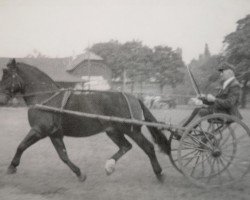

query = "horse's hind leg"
[[7, 128, 46, 174], [50, 135, 86, 182], [126, 127, 164, 181], [105, 130, 132, 175]]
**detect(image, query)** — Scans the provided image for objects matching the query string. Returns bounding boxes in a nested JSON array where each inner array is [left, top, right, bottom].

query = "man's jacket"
[[213, 78, 242, 119]]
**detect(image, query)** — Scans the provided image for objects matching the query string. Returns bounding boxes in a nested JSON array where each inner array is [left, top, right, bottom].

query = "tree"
[[224, 14, 250, 67], [195, 55, 222, 94], [152, 46, 185, 92], [120, 41, 154, 92], [223, 14, 250, 107], [90, 41, 185, 93], [204, 43, 211, 58], [25, 49, 48, 58], [90, 40, 155, 92], [187, 42, 225, 96], [90, 40, 122, 78], [90, 40, 152, 78]]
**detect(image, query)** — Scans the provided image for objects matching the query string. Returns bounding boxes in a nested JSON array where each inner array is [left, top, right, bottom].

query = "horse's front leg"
[[7, 127, 46, 174], [50, 135, 86, 182]]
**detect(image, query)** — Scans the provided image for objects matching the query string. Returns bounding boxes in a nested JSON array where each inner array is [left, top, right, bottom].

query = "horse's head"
[[0, 59, 25, 98]]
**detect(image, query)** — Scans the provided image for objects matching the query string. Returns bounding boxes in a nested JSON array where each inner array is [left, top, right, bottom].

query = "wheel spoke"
[[221, 154, 249, 173], [218, 157, 234, 180], [222, 134, 247, 150], [197, 129, 214, 148], [194, 153, 210, 168], [181, 140, 201, 148], [222, 153, 249, 162], [216, 158, 222, 184], [181, 154, 202, 161], [172, 146, 205, 151], [206, 156, 216, 183], [183, 150, 200, 167], [221, 152, 234, 161], [183, 134, 201, 146], [190, 151, 202, 176], [220, 132, 231, 147], [181, 149, 198, 157], [212, 121, 225, 134], [183, 146, 210, 151], [174, 153, 201, 163], [187, 134, 212, 150], [201, 153, 205, 177]]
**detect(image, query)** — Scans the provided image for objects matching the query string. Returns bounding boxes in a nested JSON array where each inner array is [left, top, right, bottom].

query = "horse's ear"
[[7, 58, 17, 69]]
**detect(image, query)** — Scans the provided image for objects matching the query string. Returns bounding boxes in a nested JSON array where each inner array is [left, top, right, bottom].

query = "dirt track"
[[0, 107, 250, 200]]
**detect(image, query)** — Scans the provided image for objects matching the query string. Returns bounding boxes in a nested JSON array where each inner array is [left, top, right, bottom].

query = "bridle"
[[10, 71, 24, 94], [1, 68, 25, 98]]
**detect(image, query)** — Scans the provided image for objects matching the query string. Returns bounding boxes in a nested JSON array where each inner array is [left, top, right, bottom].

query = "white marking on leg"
[[105, 159, 116, 175]]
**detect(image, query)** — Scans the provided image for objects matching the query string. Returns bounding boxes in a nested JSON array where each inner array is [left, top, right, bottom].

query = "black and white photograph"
[[0, 0, 250, 199]]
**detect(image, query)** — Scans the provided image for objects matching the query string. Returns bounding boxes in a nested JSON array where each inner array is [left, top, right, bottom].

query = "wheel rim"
[[169, 132, 183, 173], [177, 114, 250, 188]]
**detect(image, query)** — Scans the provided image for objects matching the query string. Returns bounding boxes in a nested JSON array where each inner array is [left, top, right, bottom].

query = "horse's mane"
[[17, 62, 60, 89]]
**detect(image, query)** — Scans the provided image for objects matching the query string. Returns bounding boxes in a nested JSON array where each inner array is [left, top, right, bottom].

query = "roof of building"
[[0, 57, 81, 82], [22, 58, 82, 82], [67, 51, 103, 71]]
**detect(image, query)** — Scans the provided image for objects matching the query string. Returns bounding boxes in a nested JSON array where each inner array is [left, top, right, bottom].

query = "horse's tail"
[[138, 99, 170, 155]]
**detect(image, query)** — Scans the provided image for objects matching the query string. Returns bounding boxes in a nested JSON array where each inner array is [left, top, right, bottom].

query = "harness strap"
[[53, 90, 72, 136], [121, 92, 135, 132], [41, 91, 62, 105], [61, 90, 72, 110], [121, 92, 134, 119]]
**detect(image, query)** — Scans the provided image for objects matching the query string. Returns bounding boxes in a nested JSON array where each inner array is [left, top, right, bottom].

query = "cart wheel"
[[169, 131, 182, 173], [177, 113, 250, 188]]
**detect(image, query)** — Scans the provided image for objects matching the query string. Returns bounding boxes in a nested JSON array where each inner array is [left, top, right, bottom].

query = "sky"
[[0, 0, 249, 63]]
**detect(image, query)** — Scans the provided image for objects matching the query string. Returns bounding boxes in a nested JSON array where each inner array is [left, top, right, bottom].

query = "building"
[[67, 51, 112, 90], [19, 57, 80, 88]]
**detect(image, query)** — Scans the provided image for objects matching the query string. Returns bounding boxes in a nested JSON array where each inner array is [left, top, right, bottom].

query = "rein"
[[15, 88, 72, 106], [15, 88, 67, 98], [12, 88, 128, 105]]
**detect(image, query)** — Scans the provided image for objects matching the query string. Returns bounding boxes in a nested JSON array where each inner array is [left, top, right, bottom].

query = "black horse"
[[1, 59, 170, 182]]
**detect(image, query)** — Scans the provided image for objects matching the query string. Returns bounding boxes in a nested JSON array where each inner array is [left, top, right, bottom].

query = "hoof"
[[105, 159, 116, 175], [7, 165, 17, 174], [78, 174, 87, 182], [156, 171, 165, 183]]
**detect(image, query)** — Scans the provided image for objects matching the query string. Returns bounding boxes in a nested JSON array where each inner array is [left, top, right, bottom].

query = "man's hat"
[[218, 62, 235, 72]]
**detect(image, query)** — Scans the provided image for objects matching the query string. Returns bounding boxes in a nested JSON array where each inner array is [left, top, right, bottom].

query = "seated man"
[[180, 62, 242, 129]]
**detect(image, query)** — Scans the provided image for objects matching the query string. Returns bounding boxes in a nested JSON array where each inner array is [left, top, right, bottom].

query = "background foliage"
[[90, 40, 185, 91]]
